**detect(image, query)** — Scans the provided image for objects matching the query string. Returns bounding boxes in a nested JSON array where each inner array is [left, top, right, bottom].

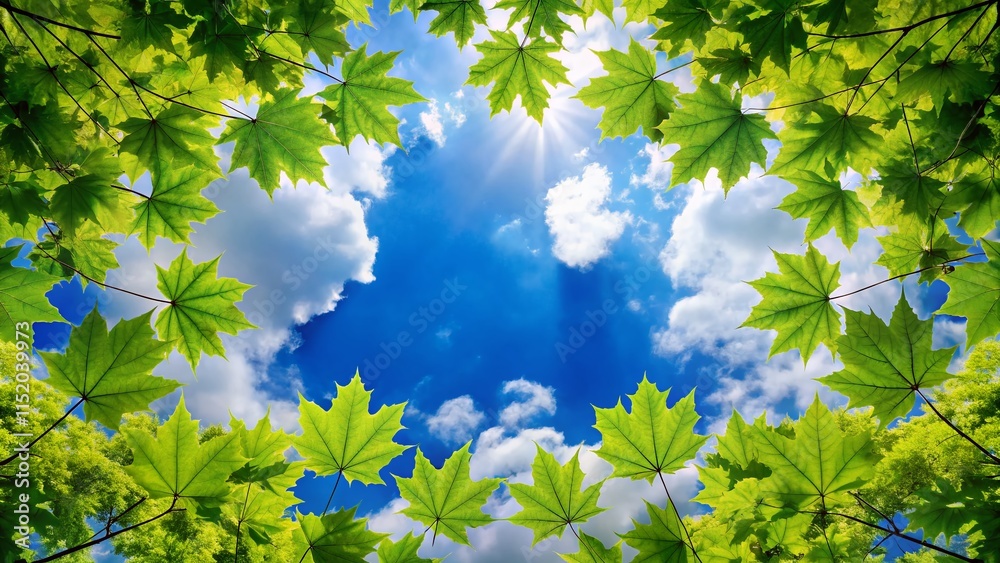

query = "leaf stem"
[[657, 471, 702, 563], [567, 522, 604, 562], [654, 59, 694, 81], [828, 253, 984, 301], [915, 388, 1000, 465], [322, 470, 343, 514], [0, 398, 83, 467], [31, 498, 183, 562], [807, 0, 997, 39], [234, 483, 252, 563], [811, 509, 983, 562], [33, 230, 174, 305]]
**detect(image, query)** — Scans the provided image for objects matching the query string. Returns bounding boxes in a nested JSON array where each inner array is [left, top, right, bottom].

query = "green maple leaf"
[[895, 61, 993, 108], [651, 0, 723, 54], [333, 0, 374, 24], [188, 18, 249, 83], [119, 0, 188, 53], [227, 462, 303, 544], [939, 239, 1000, 347], [41, 307, 177, 429], [658, 81, 775, 192], [0, 180, 46, 225], [421, 0, 487, 47], [0, 245, 65, 341], [876, 218, 968, 283], [715, 410, 761, 469], [494, 0, 583, 45], [808, 0, 876, 33], [394, 442, 501, 545], [376, 532, 441, 562], [508, 446, 605, 544], [30, 221, 120, 286], [123, 395, 247, 513], [752, 395, 879, 510], [292, 507, 389, 563], [819, 292, 956, 427], [742, 244, 841, 363], [770, 104, 880, 177], [699, 46, 759, 87], [777, 171, 872, 248], [227, 412, 303, 542], [906, 479, 977, 543], [620, 500, 693, 562], [738, 0, 806, 73], [231, 410, 293, 468], [49, 174, 124, 236], [593, 377, 707, 482], [466, 31, 569, 123], [693, 466, 763, 518], [284, 4, 350, 65], [220, 88, 336, 195], [621, 0, 660, 24], [575, 39, 677, 141], [391, 0, 423, 18], [293, 371, 407, 485], [292, 508, 387, 563], [951, 159, 1000, 239], [560, 531, 622, 563], [878, 158, 947, 221], [131, 166, 221, 249], [580, 0, 614, 25], [321, 46, 425, 146], [119, 104, 219, 184], [154, 249, 255, 370]]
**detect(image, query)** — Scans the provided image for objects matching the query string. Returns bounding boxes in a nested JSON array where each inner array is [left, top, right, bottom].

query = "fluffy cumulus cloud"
[[369, 380, 701, 562], [426, 396, 487, 445], [499, 378, 556, 427], [652, 173, 898, 424], [100, 139, 393, 429], [545, 164, 632, 269]]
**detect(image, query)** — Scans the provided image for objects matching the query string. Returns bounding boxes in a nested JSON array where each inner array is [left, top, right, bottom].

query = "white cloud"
[[416, 97, 467, 147], [630, 143, 680, 210], [101, 140, 392, 429], [499, 379, 556, 427], [418, 100, 447, 146], [426, 396, 487, 445], [322, 139, 395, 199], [545, 164, 632, 269]]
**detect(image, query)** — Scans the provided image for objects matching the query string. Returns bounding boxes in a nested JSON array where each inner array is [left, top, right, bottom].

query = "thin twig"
[[0, 1, 120, 39], [828, 254, 983, 301], [807, 0, 997, 39], [31, 498, 183, 562], [916, 388, 1000, 465], [0, 399, 84, 467]]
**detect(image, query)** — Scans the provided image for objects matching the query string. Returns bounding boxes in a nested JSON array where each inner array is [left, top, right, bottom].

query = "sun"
[[482, 85, 595, 187]]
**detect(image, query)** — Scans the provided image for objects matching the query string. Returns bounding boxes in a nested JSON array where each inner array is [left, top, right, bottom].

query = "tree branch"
[[916, 388, 1000, 465], [0, 398, 84, 467], [0, 1, 120, 39], [828, 253, 984, 301]]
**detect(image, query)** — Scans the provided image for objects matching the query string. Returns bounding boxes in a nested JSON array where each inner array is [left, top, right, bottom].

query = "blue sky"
[[32, 1, 973, 560]]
